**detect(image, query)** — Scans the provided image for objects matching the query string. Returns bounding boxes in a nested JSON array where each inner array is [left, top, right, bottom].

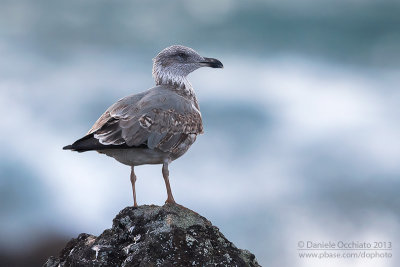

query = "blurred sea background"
[[1, 0, 399, 266]]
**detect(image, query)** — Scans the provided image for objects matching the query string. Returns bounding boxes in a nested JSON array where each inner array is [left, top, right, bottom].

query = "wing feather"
[[77, 86, 203, 152]]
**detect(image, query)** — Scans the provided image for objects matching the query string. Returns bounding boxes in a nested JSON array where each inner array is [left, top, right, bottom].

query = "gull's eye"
[[177, 52, 188, 60]]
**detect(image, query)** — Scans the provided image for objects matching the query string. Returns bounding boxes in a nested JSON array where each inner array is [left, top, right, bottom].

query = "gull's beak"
[[200, 57, 224, 68]]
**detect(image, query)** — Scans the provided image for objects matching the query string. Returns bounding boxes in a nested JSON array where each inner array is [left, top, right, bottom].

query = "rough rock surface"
[[44, 204, 260, 267]]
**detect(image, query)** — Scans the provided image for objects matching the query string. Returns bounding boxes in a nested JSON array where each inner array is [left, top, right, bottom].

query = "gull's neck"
[[153, 66, 195, 97]]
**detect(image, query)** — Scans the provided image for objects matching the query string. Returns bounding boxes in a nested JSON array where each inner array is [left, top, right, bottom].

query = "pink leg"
[[162, 163, 176, 204], [130, 166, 138, 207]]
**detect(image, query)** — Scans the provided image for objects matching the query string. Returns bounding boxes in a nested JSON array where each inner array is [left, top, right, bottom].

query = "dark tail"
[[63, 134, 102, 153], [63, 134, 135, 152], [63, 144, 74, 150]]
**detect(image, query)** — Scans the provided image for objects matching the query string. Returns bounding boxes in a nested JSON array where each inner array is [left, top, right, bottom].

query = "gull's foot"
[[165, 198, 176, 204]]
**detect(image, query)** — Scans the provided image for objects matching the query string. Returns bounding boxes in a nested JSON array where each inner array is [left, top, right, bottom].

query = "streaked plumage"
[[64, 45, 223, 206]]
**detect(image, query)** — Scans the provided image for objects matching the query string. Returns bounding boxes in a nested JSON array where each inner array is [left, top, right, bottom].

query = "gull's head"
[[152, 45, 223, 88]]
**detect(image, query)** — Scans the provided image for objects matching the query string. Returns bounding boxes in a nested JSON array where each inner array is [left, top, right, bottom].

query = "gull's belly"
[[100, 148, 170, 166], [99, 134, 197, 166]]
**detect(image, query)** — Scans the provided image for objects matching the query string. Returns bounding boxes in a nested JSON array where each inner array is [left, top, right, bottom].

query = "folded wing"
[[64, 87, 203, 153]]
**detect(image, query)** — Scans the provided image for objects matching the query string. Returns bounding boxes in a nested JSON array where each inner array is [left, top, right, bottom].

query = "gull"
[[63, 45, 223, 207]]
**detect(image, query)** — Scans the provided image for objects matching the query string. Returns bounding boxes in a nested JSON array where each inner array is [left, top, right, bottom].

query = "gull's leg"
[[162, 162, 176, 204], [130, 166, 138, 207]]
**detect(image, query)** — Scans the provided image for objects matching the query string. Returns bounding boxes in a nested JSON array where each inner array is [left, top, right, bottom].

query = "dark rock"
[[44, 204, 260, 267]]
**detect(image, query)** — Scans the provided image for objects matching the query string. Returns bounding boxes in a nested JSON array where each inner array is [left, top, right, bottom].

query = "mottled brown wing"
[[90, 87, 203, 153], [87, 91, 146, 135]]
